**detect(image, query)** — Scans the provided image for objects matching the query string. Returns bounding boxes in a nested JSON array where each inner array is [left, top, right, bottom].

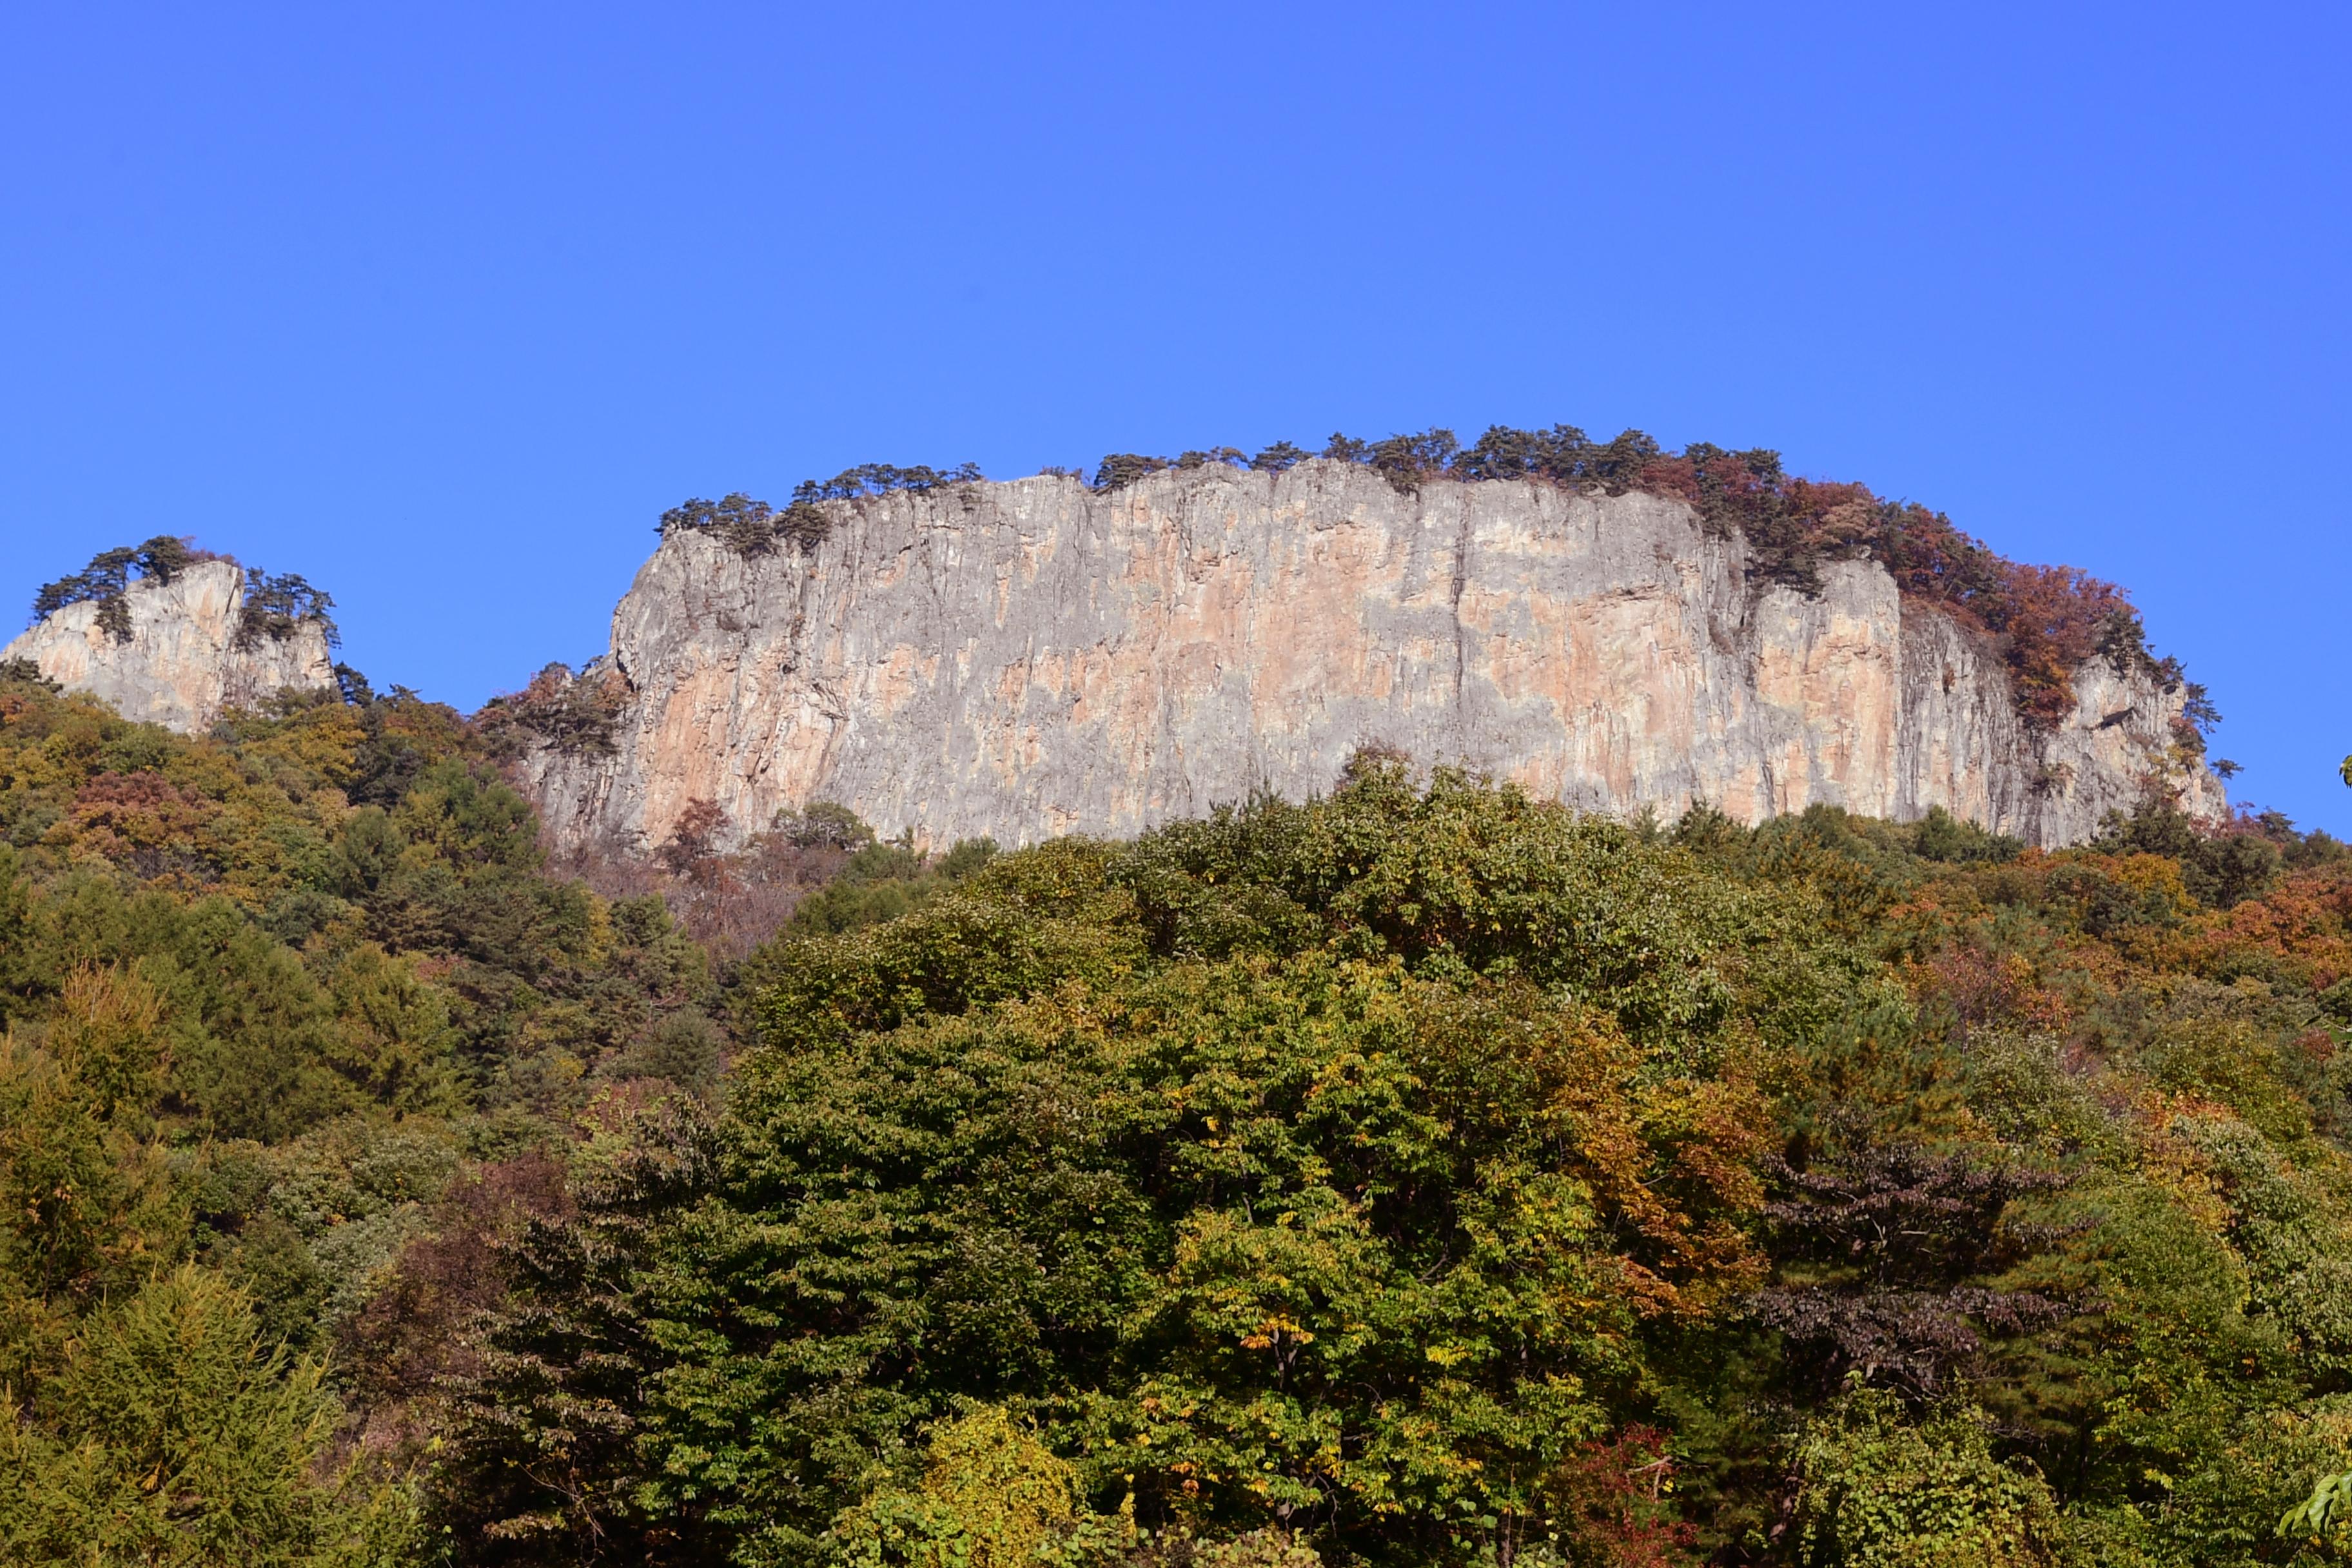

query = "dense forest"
[[3, 656, 2350, 1566]]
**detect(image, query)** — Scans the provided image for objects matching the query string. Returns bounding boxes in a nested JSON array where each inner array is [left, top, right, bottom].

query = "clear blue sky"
[[5, 3, 2346, 830]]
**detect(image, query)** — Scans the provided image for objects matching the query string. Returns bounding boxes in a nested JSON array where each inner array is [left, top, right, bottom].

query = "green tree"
[[435, 773, 1803, 1567], [828, 1406, 1104, 1568], [0, 1266, 417, 1566], [1788, 1390, 2061, 1568], [0, 966, 181, 1322], [426, 1104, 716, 1565]]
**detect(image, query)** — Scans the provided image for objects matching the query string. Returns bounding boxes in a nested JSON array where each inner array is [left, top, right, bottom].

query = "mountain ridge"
[[507, 461, 2225, 853], [3, 451, 2230, 852]]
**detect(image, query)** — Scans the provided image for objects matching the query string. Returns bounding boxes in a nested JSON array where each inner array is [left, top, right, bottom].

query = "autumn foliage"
[[5, 634, 2345, 1568]]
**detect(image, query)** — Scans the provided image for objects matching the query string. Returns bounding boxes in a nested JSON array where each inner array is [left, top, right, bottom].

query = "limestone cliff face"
[[3, 561, 336, 732], [522, 463, 2226, 854]]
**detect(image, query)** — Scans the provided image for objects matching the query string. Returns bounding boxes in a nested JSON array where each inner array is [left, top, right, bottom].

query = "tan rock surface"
[[522, 463, 2226, 852], [4, 560, 336, 731]]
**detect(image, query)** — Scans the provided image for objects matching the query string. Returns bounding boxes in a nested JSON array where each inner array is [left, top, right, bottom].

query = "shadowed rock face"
[[4, 560, 335, 732], [520, 463, 2227, 854]]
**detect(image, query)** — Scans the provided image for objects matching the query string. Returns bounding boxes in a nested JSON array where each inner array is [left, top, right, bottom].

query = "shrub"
[[659, 491, 784, 555], [828, 1406, 1086, 1568], [476, 662, 629, 758], [1177, 447, 1248, 470], [1092, 453, 1173, 491], [660, 467, 983, 556], [774, 801, 879, 852], [1788, 1391, 2061, 1568], [0, 657, 59, 692], [235, 568, 338, 649]]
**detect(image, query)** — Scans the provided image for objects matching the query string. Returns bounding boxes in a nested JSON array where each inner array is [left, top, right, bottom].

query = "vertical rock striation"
[[520, 463, 2226, 852], [4, 560, 337, 732]]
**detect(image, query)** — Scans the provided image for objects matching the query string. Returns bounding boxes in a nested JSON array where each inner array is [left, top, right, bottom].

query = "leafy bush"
[[828, 1406, 1092, 1568], [1750, 1141, 2075, 1402], [0, 656, 60, 692], [1788, 1390, 2061, 1568], [235, 568, 339, 648], [1093, 453, 1173, 491], [774, 801, 879, 852], [476, 662, 630, 758], [660, 465, 983, 556]]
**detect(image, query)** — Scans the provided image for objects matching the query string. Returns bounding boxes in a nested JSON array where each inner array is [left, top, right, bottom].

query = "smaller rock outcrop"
[[4, 560, 337, 732]]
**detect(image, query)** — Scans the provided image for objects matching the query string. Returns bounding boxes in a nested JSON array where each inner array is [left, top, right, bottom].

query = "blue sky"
[[5, 3, 2346, 829]]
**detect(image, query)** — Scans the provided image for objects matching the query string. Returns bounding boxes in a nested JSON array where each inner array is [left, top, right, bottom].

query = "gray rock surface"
[[518, 463, 2227, 852], [4, 560, 336, 731]]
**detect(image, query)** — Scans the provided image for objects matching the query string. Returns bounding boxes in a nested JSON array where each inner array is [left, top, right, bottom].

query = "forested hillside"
[[4, 660, 2351, 1566]]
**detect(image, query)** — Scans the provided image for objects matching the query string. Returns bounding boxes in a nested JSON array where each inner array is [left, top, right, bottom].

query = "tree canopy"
[[0, 648, 2331, 1568]]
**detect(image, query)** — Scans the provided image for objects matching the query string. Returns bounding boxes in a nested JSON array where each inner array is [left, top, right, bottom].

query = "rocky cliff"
[[520, 463, 2227, 853], [4, 560, 337, 732]]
